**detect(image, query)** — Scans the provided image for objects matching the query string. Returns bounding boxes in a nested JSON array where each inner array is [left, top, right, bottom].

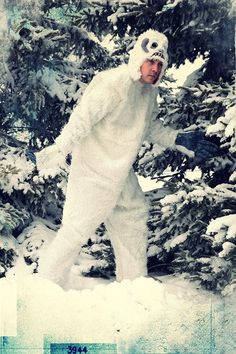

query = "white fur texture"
[[38, 32, 177, 285]]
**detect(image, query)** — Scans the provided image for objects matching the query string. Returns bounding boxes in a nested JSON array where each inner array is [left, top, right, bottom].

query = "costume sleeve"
[[55, 73, 119, 155], [144, 102, 179, 149]]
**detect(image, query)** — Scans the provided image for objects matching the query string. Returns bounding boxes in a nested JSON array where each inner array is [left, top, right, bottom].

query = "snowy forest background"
[[0, 0, 235, 294]]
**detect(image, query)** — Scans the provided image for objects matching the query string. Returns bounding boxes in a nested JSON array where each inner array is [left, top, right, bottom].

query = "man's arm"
[[55, 73, 119, 156], [145, 117, 179, 150], [36, 73, 120, 174], [145, 103, 179, 150], [145, 106, 218, 160]]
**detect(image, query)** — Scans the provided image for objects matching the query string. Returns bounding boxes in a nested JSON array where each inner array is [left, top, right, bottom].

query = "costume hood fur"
[[128, 29, 169, 87]]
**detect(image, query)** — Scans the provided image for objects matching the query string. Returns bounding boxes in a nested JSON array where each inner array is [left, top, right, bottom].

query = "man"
[[36, 29, 217, 287]]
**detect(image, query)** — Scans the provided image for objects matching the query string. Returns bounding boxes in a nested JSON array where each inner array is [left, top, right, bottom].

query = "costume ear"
[[141, 38, 149, 53]]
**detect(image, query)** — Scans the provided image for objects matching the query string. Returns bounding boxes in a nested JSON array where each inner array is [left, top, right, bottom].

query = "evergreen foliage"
[[0, 0, 235, 292]]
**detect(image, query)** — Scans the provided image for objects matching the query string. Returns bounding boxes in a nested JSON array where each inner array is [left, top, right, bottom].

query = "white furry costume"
[[37, 30, 178, 285]]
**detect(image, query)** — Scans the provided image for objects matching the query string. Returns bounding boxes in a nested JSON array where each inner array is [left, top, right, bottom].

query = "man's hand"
[[35, 144, 67, 178], [175, 131, 219, 161]]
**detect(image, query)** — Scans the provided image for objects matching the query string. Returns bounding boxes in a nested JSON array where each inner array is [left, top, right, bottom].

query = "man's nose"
[[151, 62, 159, 72]]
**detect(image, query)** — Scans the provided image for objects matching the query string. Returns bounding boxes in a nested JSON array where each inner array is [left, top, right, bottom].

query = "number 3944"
[[67, 346, 88, 353]]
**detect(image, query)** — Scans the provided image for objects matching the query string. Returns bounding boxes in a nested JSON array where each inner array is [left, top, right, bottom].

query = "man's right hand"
[[35, 144, 67, 178]]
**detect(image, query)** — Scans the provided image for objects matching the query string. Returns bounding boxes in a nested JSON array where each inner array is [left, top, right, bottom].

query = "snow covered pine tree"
[[0, 0, 118, 277], [1, 0, 234, 294]]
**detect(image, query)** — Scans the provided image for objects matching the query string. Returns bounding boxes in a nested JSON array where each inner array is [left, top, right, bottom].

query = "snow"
[[101, 34, 115, 52], [167, 56, 206, 89], [207, 214, 236, 254], [214, 229, 227, 245], [207, 214, 236, 234], [225, 114, 236, 138], [17, 219, 58, 263], [2, 219, 234, 352], [2, 220, 235, 352], [206, 121, 225, 135], [2, 272, 235, 353], [185, 167, 202, 181], [208, 183, 236, 200], [161, 190, 187, 205], [147, 244, 162, 257], [0, 147, 35, 195], [164, 231, 188, 251], [0, 234, 18, 251], [40, 67, 80, 103], [36, 144, 69, 179], [219, 241, 236, 257], [108, 7, 125, 25], [72, 256, 110, 279], [2, 271, 236, 353], [0, 277, 17, 336], [188, 188, 206, 201], [163, 0, 184, 11], [138, 176, 163, 192], [203, 96, 225, 104], [207, 105, 236, 153], [229, 171, 236, 182]]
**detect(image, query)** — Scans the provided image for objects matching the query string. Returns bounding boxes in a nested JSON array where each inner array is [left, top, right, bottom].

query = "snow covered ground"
[[1, 271, 236, 353], [2, 204, 235, 353]]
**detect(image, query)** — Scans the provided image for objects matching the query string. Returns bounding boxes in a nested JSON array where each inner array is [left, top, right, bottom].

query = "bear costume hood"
[[128, 29, 169, 87]]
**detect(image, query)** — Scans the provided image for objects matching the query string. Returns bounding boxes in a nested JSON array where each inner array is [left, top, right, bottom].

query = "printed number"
[[67, 346, 88, 353]]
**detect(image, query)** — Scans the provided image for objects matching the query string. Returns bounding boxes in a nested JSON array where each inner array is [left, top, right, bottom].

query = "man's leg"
[[38, 164, 123, 286], [106, 171, 149, 281]]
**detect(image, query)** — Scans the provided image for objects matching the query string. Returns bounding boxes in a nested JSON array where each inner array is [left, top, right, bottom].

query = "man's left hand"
[[175, 130, 219, 161]]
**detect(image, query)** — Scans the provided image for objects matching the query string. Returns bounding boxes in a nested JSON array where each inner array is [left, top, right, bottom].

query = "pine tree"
[[2, 0, 120, 146], [0, 0, 120, 275], [0, 0, 235, 292], [70, 0, 236, 292]]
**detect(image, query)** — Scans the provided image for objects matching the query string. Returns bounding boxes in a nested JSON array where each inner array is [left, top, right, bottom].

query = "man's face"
[[139, 59, 163, 84]]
